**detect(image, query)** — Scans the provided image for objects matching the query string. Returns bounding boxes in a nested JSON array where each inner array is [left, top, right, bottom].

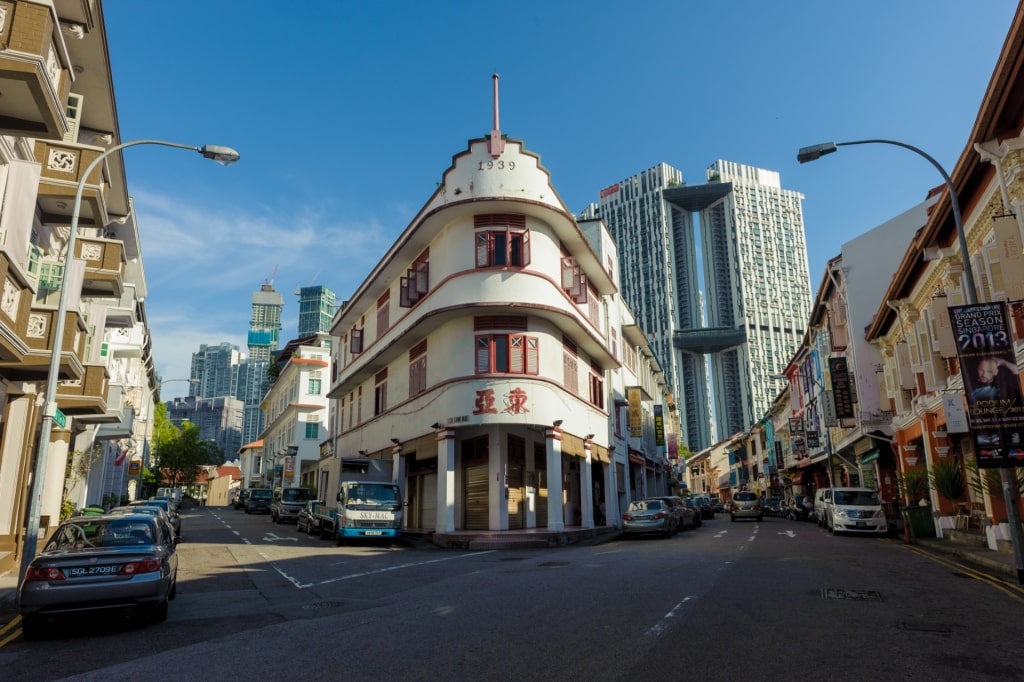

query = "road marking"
[[232, 530, 240, 535], [778, 530, 797, 538], [714, 530, 728, 538], [647, 596, 694, 637], [262, 533, 298, 543], [900, 542, 1024, 604], [317, 552, 495, 587], [0, 615, 22, 648]]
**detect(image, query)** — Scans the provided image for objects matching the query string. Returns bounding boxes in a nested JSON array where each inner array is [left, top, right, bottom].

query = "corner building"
[[327, 131, 627, 534]]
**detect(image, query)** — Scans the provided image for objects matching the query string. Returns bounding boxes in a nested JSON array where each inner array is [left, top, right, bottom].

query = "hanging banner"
[[828, 357, 855, 419], [127, 458, 142, 476], [949, 301, 1024, 467], [627, 387, 642, 437], [653, 404, 665, 446]]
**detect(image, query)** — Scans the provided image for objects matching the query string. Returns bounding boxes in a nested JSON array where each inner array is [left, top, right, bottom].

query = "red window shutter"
[[476, 233, 490, 267], [414, 260, 429, 294], [476, 336, 491, 373], [399, 277, 411, 307], [572, 274, 588, 304], [526, 337, 539, 374], [521, 230, 530, 266], [510, 335, 524, 373], [561, 257, 575, 289]]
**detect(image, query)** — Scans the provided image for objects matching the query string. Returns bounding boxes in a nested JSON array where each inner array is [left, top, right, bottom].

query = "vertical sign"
[[627, 387, 642, 437], [949, 301, 1024, 467], [653, 404, 665, 446], [789, 417, 805, 458], [828, 357, 855, 419]]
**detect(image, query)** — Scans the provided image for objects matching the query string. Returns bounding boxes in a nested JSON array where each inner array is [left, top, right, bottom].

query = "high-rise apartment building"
[[190, 342, 241, 399], [241, 282, 283, 446], [296, 285, 337, 336], [589, 160, 812, 450], [248, 282, 283, 362]]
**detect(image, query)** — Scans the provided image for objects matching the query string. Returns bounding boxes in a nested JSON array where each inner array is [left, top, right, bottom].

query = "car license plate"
[[69, 565, 120, 577], [364, 530, 383, 536], [856, 522, 866, 527]]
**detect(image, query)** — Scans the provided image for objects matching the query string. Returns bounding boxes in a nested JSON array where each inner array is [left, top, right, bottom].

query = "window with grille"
[[563, 338, 579, 394], [476, 334, 539, 375]]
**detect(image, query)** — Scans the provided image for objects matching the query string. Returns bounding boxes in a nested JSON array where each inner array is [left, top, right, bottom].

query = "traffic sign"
[[53, 408, 66, 429]]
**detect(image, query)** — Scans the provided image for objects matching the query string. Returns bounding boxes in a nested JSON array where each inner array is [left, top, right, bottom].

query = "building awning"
[[629, 453, 645, 465], [860, 450, 880, 465]]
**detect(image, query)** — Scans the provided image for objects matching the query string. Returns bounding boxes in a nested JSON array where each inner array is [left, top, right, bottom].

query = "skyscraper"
[[590, 160, 812, 450], [242, 282, 283, 446], [296, 285, 337, 336]]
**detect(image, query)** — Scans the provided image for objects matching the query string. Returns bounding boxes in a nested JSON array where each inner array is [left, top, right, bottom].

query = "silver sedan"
[[18, 513, 179, 639]]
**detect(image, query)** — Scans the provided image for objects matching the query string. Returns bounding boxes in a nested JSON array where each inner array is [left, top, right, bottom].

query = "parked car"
[[135, 499, 181, 537], [730, 491, 763, 522], [296, 500, 326, 536], [822, 487, 888, 535], [234, 489, 251, 510], [622, 499, 675, 539], [656, 496, 697, 532], [245, 488, 273, 514], [694, 496, 715, 519], [108, 505, 176, 540], [814, 488, 832, 527], [271, 487, 313, 524], [682, 498, 703, 527], [762, 498, 782, 517], [18, 513, 178, 639]]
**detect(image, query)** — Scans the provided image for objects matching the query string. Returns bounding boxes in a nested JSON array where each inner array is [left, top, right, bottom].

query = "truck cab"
[[333, 480, 403, 545], [271, 487, 312, 524]]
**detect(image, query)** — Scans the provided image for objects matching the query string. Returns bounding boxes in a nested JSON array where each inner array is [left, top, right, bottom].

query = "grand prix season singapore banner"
[[949, 301, 1024, 467]]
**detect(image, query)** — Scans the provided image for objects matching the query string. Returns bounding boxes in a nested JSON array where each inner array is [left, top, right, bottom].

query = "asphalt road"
[[2, 508, 1024, 681]]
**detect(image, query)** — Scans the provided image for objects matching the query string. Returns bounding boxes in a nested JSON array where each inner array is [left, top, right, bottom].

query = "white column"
[[546, 426, 565, 531], [436, 427, 456, 533], [581, 441, 594, 529]]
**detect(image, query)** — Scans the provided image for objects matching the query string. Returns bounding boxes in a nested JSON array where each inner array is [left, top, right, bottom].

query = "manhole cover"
[[539, 561, 570, 568], [302, 601, 344, 609], [821, 588, 884, 601]]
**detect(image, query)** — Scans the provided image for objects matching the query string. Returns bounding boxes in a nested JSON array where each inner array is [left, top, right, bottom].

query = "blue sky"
[[102, 1, 1018, 399]]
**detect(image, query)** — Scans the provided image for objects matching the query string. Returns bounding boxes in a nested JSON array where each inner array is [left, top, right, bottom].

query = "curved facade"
[[326, 136, 640, 533]]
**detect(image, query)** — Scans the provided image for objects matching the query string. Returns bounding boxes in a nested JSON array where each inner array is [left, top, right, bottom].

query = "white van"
[[822, 487, 887, 535]]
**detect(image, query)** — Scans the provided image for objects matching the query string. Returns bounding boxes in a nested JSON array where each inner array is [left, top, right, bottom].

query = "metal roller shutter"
[[463, 464, 489, 530]]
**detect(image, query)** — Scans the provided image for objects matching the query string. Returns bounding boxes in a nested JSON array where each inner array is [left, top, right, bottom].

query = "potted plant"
[[898, 468, 934, 539], [929, 458, 966, 508]]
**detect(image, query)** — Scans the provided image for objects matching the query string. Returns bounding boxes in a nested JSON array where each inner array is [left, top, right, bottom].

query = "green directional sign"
[[53, 408, 66, 429]]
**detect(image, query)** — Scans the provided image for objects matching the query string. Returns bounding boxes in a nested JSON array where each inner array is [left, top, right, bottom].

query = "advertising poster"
[[627, 387, 642, 437], [949, 301, 1024, 467]]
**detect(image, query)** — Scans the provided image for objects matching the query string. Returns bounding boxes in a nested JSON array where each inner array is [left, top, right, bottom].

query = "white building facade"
[[325, 118, 681, 534]]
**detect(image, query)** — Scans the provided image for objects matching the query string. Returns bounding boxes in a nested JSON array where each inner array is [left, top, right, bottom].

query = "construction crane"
[[264, 264, 278, 287]]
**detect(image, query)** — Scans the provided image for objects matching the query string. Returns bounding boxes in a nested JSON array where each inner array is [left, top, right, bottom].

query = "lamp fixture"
[[358, 450, 367, 456], [585, 434, 595, 440], [390, 438, 401, 445], [553, 420, 564, 427], [431, 422, 444, 429]]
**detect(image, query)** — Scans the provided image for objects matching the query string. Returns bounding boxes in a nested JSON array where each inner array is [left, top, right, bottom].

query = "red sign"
[[599, 183, 620, 198]]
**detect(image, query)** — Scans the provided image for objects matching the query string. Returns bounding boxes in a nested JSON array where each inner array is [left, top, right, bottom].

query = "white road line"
[[316, 552, 495, 587], [232, 530, 240, 535], [647, 596, 694, 637]]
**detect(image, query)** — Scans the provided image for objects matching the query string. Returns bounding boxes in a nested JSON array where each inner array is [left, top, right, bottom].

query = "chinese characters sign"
[[627, 387, 642, 437], [653, 404, 665, 446], [949, 302, 1024, 467]]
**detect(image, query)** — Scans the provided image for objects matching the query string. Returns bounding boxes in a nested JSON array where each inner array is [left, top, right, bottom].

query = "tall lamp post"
[[798, 138, 1024, 583], [19, 139, 239, 583]]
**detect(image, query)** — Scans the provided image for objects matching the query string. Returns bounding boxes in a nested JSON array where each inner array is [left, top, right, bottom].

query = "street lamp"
[[798, 138, 1024, 582], [19, 139, 240, 583]]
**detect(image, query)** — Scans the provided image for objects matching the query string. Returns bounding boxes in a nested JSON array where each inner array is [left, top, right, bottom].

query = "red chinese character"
[[473, 389, 497, 415], [503, 387, 529, 414]]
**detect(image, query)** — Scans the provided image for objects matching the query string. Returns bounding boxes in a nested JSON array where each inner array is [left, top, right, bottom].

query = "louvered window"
[[377, 290, 390, 338], [476, 228, 530, 268], [400, 249, 430, 308], [561, 257, 588, 304], [476, 334, 539, 375]]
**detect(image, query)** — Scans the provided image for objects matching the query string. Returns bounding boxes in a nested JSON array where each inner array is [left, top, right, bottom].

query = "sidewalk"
[[914, 529, 1022, 582], [0, 569, 18, 608]]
